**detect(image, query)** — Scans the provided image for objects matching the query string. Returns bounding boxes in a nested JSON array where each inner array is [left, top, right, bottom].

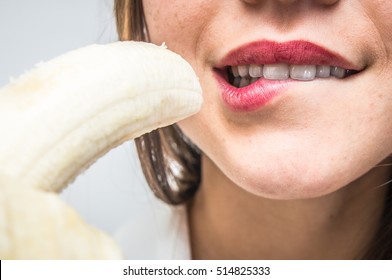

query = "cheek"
[[359, 1, 392, 60], [143, 0, 215, 61]]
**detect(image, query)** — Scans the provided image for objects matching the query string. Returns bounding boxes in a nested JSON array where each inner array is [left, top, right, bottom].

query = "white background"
[[0, 0, 155, 235]]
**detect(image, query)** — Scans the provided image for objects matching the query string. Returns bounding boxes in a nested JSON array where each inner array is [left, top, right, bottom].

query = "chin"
[[213, 144, 374, 201], [238, 169, 341, 200]]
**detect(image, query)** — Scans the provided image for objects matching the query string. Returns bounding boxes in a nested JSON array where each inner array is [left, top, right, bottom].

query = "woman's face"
[[143, 0, 392, 199]]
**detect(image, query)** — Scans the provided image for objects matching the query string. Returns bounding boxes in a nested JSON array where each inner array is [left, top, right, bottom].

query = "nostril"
[[318, 0, 339, 5], [241, 0, 260, 5], [276, 0, 298, 4]]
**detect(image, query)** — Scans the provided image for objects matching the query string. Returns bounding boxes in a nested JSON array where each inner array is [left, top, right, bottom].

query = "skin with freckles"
[[143, 0, 392, 259]]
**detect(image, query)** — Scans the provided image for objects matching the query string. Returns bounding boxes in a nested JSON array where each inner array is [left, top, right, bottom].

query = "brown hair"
[[114, 0, 392, 259], [115, 0, 201, 205]]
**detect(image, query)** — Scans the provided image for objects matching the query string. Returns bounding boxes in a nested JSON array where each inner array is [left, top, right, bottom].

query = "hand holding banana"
[[0, 41, 202, 259]]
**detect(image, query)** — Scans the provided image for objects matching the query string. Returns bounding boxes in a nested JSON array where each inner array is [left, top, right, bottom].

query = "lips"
[[214, 40, 362, 112]]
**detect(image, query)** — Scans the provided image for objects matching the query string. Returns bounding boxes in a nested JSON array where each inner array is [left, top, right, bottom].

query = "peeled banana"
[[0, 41, 202, 259]]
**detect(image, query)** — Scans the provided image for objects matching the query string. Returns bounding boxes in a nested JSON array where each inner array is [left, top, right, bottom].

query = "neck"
[[188, 155, 389, 260]]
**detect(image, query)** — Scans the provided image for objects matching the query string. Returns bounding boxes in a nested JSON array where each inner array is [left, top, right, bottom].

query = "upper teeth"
[[229, 64, 349, 88]]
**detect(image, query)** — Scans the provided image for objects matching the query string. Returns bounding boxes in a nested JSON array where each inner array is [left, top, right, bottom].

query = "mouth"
[[214, 40, 363, 112]]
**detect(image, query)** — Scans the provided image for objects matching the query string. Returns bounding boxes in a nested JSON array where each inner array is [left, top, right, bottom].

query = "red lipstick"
[[215, 40, 359, 112]]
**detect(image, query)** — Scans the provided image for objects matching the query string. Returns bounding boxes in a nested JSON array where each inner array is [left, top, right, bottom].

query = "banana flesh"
[[0, 187, 123, 259], [0, 41, 202, 192], [0, 41, 202, 259]]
